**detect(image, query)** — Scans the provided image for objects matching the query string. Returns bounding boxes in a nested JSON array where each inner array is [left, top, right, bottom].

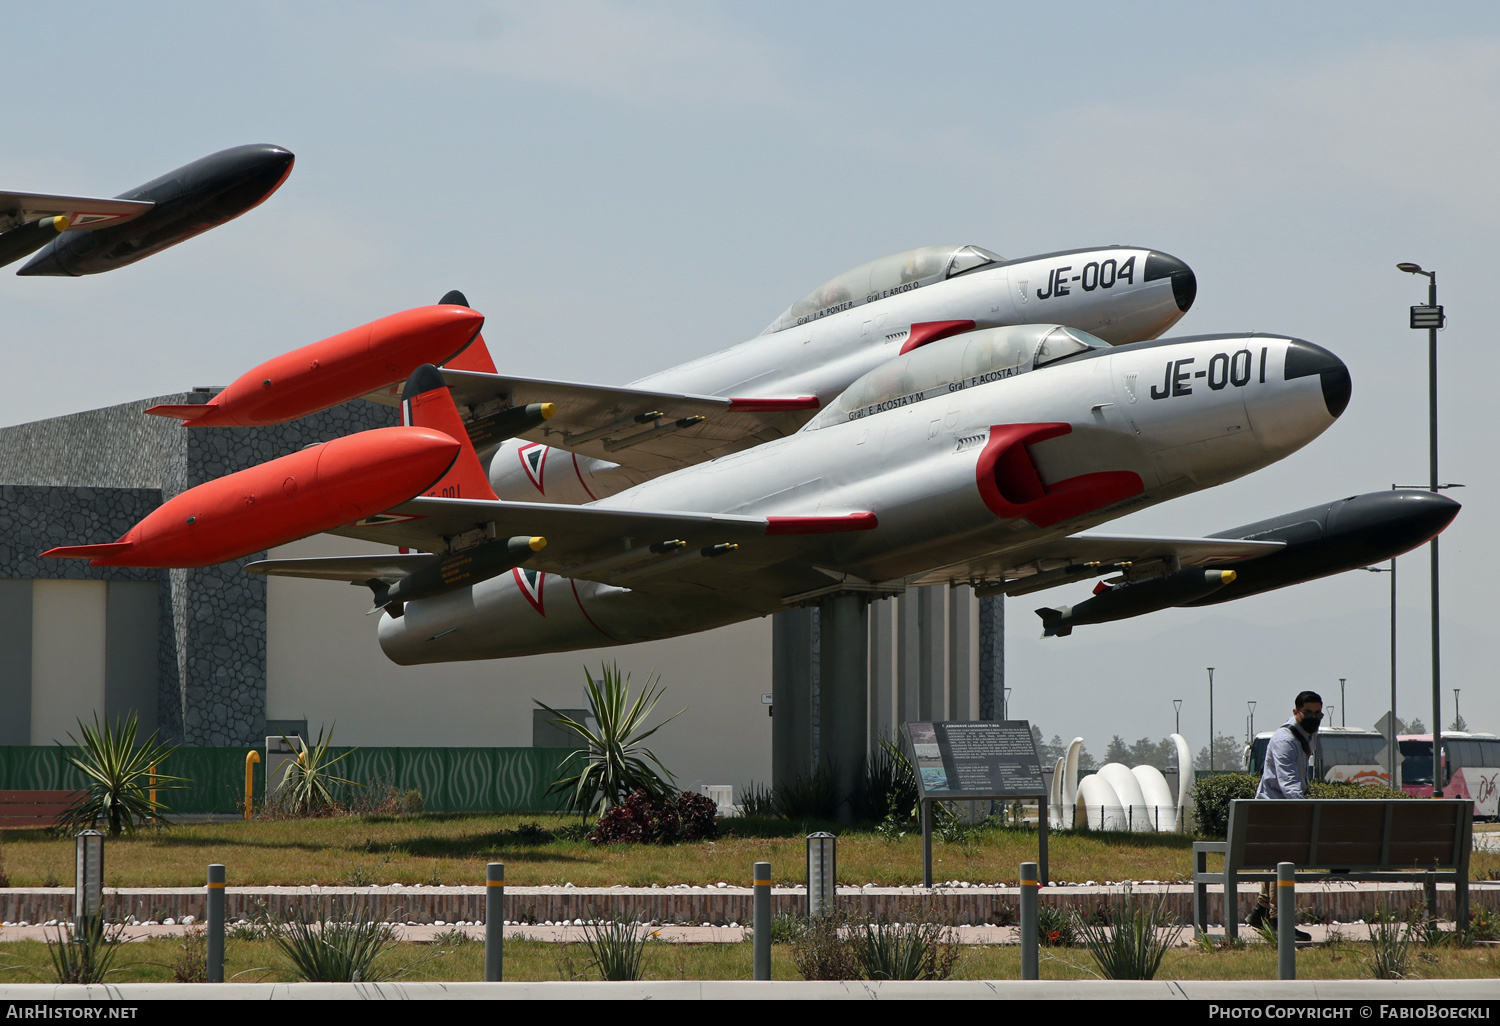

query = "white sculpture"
[[1050, 733, 1194, 832]]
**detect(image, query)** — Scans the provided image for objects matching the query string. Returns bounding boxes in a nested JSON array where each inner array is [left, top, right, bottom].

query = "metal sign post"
[[906, 721, 1049, 886]]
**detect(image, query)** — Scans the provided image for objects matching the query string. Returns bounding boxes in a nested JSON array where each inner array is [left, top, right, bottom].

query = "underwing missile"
[[144, 305, 485, 427], [41, 426, 460, 568], [1181, 489, 1460, 606], [0, 215, 70, 269], [373, 535, 546, 616], [17, 144, 293, 276], [1037, 568, 1238, 637]]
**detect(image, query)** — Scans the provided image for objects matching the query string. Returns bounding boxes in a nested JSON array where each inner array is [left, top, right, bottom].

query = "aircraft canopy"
[[763, 244, 1003, 335], [813, 324, 1107, 427]]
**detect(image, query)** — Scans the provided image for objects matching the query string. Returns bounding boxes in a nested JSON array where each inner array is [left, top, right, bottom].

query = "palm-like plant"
[[55, 713, 184, 837], [537, 664, 682, 814], [277, 725, 359, 816]]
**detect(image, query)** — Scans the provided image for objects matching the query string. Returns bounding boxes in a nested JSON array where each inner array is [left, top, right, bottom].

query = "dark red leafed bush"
[[589, 790, 719, 845]]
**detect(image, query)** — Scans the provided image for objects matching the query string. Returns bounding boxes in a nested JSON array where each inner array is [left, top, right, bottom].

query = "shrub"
[[581, 912, 649, 980], [860, 739, 918, 824], [271, 900, 409, 983], [1309, 781, 1413, 800], [1073, 885, 1181, 980], [738, 781, 779, 818], [1037, 903, 1076, 946], [540, 664, 682, 814], [589, 790, 718, 845], [789, 912, 862, 981], [275, 725, 359, 817], [1188, 773, 1258, 837], [54, 713, 185, 837], [847, 916, 960, 981], [171, 929, 208, 983], [1369, 902, 1419, 979], [772, 764, 840, 820], [45, 919, 126, 984]]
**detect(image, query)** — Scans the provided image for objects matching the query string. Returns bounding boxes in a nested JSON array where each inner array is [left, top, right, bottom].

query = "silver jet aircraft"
[[372, 244, 1197, 505], [247, 321, 1355, 664]]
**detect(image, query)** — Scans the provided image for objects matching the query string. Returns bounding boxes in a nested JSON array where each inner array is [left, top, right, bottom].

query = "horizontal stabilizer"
[[245, 553, 434, 585], [41, 542, 134, 562], [143, 403, 215, 423]]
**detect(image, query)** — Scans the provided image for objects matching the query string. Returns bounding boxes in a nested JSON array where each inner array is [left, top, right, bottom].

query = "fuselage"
[[380, 327, 1346, 664], [488, 245, 1196, 504]]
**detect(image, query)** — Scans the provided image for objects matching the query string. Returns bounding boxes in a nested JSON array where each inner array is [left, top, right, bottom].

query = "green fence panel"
[[0, 746, 575, 815]]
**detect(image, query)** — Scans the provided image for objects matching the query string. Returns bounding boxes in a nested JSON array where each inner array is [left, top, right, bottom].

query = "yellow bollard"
[[244, 750, 261, 821]]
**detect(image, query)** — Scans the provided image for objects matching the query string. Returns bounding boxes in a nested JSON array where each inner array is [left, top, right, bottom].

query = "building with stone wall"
[[0, 392, 1001, 792]]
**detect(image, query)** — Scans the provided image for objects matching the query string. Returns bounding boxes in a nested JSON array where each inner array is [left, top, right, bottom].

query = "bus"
[[1245, 727, 1390, 786], [1398, 733, 1500, 818]]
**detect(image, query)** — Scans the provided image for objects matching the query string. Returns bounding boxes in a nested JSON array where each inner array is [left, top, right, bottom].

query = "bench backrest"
[[0, 789, 86, 829], [1225, 798, 1472, 871]]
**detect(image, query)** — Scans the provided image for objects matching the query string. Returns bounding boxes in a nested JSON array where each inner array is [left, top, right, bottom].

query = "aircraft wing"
[[364, 369, 820, 474], [902, 533, 1286, 593], [0, 191, 153, 231], [324, 496, 875, 591], [245, 552, 432, 585]]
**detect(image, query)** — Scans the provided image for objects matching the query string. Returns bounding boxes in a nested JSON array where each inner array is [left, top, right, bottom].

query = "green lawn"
[[2, 813, 1497, 889], [1, 935, 1498, 983]]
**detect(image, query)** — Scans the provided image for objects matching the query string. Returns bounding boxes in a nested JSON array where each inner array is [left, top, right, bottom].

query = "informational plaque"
[[904, 720, 1045, 799]]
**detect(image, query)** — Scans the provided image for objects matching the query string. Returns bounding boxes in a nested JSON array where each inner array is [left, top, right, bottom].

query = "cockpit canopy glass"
[[812, 324, 1107, 428], [763, 244, 1004, 335]]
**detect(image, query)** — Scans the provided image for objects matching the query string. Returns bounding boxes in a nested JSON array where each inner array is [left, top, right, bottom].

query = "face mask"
[[1301, 712, 1323, 733]]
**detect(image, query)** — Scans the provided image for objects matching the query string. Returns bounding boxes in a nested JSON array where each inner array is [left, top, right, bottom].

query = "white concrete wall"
[[264, 535, 773, 793], [29, 580, 107, 745]]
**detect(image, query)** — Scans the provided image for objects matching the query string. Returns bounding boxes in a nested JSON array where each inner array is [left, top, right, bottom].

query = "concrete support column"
[[917, 586, 945, 720], [818, 592, 869, 823], [771, 607, 816, 790], [978, 593, 1005, 720], [947, 586, 973, 721], [897, 591, 920, 726], [868, 597, 895, 750]]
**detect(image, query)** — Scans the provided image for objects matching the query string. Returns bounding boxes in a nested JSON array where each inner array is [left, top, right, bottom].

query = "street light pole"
[[1454, 688, 1462, 731], [1398, 262, 1444, 797], [1174, 699, 1183, 737], [1339, 678, 1347, 729], [1248, 701, 1256, 744], [1207, 667, 1215, 772], [1365, 554, 1397, 789]]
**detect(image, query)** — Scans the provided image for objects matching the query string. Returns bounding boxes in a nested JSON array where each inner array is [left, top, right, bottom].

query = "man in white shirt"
[[1245, 690, 1323, 937]]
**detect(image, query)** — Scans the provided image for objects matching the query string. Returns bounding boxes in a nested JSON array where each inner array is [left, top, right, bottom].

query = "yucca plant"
[[1368, 902, 1419, 979], [55, 713, 185, 837], [276, 725, 359, 816], [538, 664, 681, 814], [45, 918, 125, 984], [1072, 885, 1182, 980], [271, 900, 405, 982], [580, 911, 650, 981], [847, 915, 960, 980]]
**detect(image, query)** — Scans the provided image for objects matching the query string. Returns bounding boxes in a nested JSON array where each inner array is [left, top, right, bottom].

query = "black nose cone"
[[1327, 490, 1460, 555], [1144, 250, 1196, 312], [1284, 339, 1351, 418]]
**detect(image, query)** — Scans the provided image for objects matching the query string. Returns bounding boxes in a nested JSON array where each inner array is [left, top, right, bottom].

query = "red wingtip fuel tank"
[[144, 305, 485, 427], [42, 426, 460, 568]]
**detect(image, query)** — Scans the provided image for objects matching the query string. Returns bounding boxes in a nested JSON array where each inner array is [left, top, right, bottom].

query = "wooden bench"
[[1192, 798, 1473, 939], [0, 789, 86, 830]]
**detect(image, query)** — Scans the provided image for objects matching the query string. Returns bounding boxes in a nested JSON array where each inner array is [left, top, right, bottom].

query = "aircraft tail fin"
[[435, 290, 497, 373], [41, 541, 134, 563], [144, 403, 216, 424], [1035, 605, 1073, 638], [401, 363, 499, 501]]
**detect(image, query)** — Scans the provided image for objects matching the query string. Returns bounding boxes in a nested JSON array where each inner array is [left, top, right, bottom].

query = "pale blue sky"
[[2, 1, 1496, 749]]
